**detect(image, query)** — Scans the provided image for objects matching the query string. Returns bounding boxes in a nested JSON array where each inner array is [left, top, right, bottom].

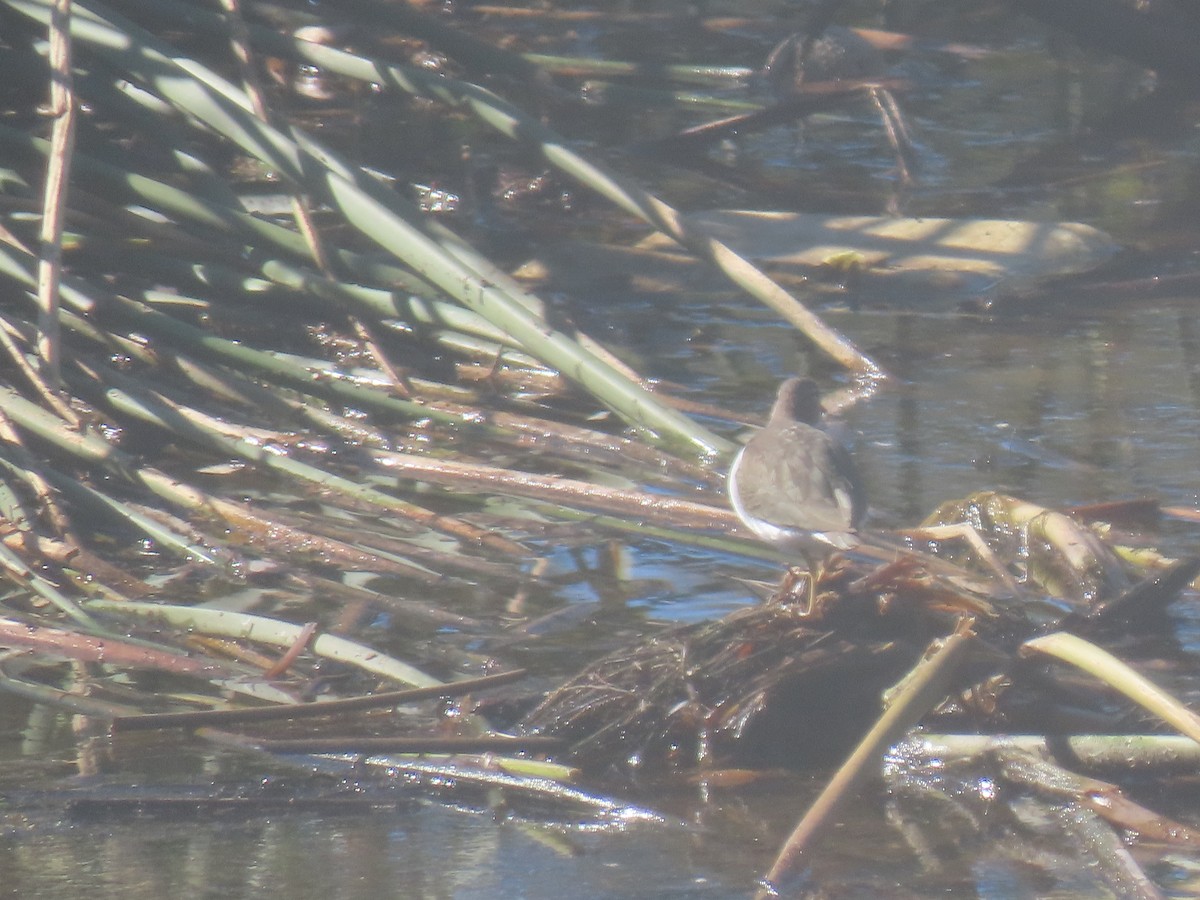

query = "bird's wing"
[[734, 423, 865, 533]]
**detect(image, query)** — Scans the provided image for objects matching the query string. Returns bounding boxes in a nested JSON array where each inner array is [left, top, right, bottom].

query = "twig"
[[0, 615, 228, 674], [0, 405, 73, 539], [202, 500, 451, 585], [0, 541, 101, 630], [236, 740, 668, 824], [86, 600, 443, 688], [899, 732, 1200, 772], [36, 0, 75, 386], [659, 78, 907, 149], [261, 620, 318, 679], [372, 449, 734, 531], [0, 309, 78, 426], [226, 735, 564, 755], [0, 667, 142, 717], [111, 668, 528, 731]]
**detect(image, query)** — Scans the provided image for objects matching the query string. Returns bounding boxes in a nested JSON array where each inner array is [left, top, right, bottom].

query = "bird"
[[728, 377, 866, 597]]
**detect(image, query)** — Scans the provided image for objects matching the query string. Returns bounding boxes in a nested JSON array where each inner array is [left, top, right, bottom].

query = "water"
[[5, 3, 1200, 897]]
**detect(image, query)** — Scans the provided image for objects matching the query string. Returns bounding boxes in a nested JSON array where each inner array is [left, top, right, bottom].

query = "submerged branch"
[[111, 669, 528, 731]]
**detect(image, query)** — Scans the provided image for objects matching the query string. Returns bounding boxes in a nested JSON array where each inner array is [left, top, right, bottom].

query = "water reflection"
[[0, 800, 763, 899]]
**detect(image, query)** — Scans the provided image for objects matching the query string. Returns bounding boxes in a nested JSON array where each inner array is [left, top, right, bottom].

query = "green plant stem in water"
[[3, 0, 730, 457]]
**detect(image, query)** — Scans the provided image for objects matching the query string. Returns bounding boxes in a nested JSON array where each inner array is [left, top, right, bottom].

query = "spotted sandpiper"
[[728, 377, 866, 580]]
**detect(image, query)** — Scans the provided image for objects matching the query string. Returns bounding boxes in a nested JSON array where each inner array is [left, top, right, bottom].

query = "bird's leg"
[[802, 548, 822, 615], [770, 548, 827, 615], [769, 565, 812, 608]]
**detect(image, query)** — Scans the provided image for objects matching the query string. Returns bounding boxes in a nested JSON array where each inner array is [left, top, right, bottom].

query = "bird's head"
[[771, 377, 824, 427]]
